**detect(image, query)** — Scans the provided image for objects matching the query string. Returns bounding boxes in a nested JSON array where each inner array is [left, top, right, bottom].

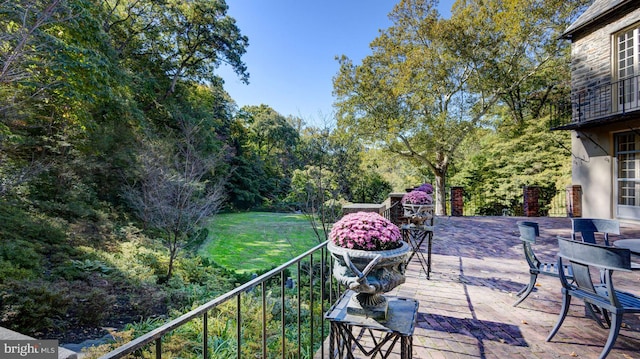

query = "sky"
[[218, 1, 455, 127]]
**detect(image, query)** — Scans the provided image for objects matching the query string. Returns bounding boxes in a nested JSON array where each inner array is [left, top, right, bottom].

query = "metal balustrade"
[[98, 241, 339, 359], [551, 74, 640, 128]]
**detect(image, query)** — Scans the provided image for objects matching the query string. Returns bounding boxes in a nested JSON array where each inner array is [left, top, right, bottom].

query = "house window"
[[616, 132, 640, 206], [616, 26, 640, 109]]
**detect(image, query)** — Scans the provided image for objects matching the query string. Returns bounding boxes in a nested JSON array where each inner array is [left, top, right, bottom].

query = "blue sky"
[[219, 1, 455, 127]]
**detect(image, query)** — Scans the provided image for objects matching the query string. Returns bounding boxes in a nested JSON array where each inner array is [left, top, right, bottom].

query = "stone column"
[[450, 187, 464, 217], [566, 185, 582, 218], [523, 186, 541, 217]]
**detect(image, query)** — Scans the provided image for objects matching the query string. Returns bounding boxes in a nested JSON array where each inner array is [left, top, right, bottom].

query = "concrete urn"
[[327, 240, 410, 320]]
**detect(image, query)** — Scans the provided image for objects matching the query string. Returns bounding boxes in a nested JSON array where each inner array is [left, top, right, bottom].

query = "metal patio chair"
[[513, 221, 572, 307], [571, 218, 620, 246], [547, 237, 640, 359]]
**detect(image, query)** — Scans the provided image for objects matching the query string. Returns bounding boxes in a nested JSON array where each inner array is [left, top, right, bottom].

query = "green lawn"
[[200, 212, 325, 274]]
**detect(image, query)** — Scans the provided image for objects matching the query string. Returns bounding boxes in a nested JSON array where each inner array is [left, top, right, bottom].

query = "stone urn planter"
[[402, 186, 434, 226], [327, 212, 410, 320], [402, 203, 434, 226]]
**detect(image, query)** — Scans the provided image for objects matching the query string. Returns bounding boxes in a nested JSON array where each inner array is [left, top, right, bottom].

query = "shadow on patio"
[[378, 216, 640, 358]]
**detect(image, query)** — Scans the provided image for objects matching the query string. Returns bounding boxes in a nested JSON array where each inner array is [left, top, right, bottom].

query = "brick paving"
[[352, 216, 640, 359]]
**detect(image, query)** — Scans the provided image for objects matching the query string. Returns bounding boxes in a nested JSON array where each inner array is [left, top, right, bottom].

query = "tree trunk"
[[434, 170, 447, 216]]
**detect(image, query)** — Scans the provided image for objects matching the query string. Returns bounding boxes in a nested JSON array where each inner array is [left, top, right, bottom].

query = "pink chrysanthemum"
[[329, 212, 402, 251], [416, 183, 434, 194], [401, 190, 433, 205]]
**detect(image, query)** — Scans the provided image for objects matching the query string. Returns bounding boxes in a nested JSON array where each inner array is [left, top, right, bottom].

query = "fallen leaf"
[[521, 320, 528, 325], [570, 351, 578, 357]]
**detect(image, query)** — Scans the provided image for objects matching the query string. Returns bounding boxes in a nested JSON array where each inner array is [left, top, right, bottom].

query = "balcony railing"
[[98, 241, 339, 359], [550, 74, 640, 129]]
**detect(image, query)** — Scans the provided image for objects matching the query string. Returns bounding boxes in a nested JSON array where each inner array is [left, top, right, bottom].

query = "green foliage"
[[450, 116, 572, 213], [350, 170, 393, 203], [0, 279, 71, 333]]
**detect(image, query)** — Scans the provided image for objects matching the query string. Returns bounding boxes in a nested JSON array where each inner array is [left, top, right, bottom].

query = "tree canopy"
[[333, 0, 588, 214]]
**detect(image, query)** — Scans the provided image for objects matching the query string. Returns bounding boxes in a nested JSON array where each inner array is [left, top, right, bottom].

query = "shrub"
[[0, 280, 70, 334]]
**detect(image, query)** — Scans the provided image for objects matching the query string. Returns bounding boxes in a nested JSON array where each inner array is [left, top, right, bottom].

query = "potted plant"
[[327, 211, 410, 320], [402, 186, 434, 226]]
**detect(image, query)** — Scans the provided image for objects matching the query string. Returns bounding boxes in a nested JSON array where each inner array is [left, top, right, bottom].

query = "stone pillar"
[[450, 187, 464, 217], [523, 186, 541, 217], [566, 185, 582, 218]]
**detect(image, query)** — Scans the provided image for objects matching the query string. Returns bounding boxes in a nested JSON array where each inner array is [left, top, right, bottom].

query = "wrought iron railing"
[[98, 241, 340, 359], [550, 74, 640, 128], [454, 187, 568, 217]]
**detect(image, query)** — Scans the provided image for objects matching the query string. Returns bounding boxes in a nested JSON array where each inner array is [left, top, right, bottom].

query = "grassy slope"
[[200, 212, 324, 274]]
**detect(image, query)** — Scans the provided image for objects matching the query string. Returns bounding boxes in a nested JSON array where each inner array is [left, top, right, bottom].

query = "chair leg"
[[601, 308, 611, 328], [585, 304, 607, 329], [547, 292, 571, 342], [513, 273, 537, 307], [599, 313, 623, 359]]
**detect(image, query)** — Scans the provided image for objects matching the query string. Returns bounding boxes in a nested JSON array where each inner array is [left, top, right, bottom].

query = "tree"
[[125, 119, 227, 280], [334, 0, 476, 215], [333, 0, 586, 215], [237, 105, 300, 202], [450, 116, 572, 215], [102, 0, 248, 101], [448, 0, 589, 127]]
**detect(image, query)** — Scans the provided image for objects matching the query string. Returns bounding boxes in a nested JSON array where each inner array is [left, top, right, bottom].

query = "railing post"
[[262, 282, 267, 359], [236, 295, 241, 359], [203, 312, 208, 359], [281, 271, 286, 359], [450, 187, 464, 217], [523, 186, 541, 217], [566, 185, 582, 218], [388, 193, 405, 226]]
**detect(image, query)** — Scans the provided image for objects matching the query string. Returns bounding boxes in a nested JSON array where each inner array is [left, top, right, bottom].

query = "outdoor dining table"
[[613, 239, 640, 270], [612, 239, 640, 255]]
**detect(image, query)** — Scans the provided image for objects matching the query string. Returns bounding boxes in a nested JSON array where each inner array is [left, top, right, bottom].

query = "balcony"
[[94, 216, 640, 359], [550, 74, 640, 130]]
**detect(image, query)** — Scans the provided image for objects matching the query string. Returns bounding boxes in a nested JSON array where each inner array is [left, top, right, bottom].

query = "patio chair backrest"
[[557, 236, 630, 292], [548, 237, 638, 358], [517, 221, 541, 269], [571, 218, 620, 246]]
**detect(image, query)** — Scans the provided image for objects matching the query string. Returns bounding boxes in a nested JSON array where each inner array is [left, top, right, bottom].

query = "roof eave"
[[562, 0, 637, 40]]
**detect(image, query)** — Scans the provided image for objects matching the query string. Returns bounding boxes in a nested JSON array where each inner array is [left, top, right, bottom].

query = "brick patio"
[[356, 216, 640, 358]]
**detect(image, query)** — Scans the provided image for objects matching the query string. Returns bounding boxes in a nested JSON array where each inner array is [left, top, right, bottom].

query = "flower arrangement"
[[329, 212, 402, 251], [416, 182, 434, 194], [401, 190, 433, 205]]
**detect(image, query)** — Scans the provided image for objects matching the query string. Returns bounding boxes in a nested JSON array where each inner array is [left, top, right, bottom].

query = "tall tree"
[[333, 0, 587, 214], [102, 0, 248, 102], [238, 105, 300, 201]]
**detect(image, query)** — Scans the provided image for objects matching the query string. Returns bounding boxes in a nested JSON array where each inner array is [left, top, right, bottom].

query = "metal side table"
[[401, 224, 434, 279], [325, 290, 419, 359]]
